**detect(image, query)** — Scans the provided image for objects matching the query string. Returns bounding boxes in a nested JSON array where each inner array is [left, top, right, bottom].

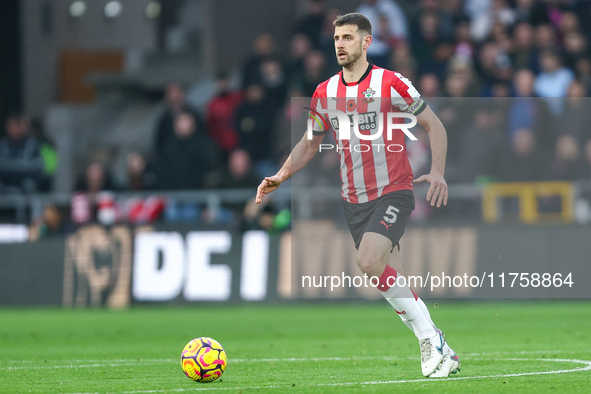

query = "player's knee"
[[356, 256, 381, 277]]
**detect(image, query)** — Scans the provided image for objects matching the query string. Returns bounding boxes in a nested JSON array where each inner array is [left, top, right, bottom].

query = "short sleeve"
[[390, 72, 426, 116]]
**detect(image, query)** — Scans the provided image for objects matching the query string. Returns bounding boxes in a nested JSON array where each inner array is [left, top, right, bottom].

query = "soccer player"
[[255, 12, 459, 377]]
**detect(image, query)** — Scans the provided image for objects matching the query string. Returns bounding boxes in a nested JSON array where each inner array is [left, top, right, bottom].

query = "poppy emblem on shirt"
[[361, 88, 376, 103], [346, 99, 357, 112]]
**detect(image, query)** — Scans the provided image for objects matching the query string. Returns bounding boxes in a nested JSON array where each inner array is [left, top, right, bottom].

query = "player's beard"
[[337, 43, 363, 68]]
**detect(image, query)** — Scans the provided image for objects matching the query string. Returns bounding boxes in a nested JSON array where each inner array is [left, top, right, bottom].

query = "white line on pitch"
[[2, 350, 591, 370], [2, 349, 589, 365], [0, 356, 403, 370], [65, 358, 591, 394], [3, 363, 156, 371]]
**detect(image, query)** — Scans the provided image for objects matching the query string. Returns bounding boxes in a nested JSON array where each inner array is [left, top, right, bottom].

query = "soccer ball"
[[181, 337, 227, 382]]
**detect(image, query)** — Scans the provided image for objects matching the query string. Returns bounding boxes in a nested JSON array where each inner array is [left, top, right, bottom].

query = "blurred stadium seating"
[[1, 0, 591, 306]]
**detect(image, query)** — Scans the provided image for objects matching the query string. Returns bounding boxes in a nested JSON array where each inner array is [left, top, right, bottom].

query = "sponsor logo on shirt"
[[330, 112, 378, 131]]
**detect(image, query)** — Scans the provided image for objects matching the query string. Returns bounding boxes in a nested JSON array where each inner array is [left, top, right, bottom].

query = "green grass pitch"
[[1, 302, 590, 393]]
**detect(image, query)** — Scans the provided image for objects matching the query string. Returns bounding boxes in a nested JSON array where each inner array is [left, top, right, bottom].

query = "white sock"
[[416, 298, 435, 326], [381, 285, 436, 340]]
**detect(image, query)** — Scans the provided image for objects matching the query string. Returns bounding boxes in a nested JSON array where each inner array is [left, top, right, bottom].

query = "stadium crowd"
[[3, 0, 591, 229]]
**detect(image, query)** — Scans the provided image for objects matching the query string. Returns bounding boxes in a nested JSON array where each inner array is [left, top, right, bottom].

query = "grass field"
[[1, 302, 590, 393]]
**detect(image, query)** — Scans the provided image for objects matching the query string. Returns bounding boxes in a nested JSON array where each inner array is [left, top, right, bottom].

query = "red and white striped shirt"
[[311, 64, 426, 204]]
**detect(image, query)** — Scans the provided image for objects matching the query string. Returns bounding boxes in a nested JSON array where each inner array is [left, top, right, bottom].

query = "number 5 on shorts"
[[383, 205, 399, 224]]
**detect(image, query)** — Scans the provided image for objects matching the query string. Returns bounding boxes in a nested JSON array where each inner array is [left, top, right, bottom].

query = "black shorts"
[[343, 190, 415, 250]]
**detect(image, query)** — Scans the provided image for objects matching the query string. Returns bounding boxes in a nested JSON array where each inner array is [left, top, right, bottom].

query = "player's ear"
[[363, 34, 372, 50]]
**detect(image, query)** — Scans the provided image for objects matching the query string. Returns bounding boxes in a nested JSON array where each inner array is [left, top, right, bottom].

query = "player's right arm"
[[255, 132, 324, 204]]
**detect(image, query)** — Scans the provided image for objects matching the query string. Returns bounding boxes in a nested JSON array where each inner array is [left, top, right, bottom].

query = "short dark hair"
[[333, 13, 372, 36]]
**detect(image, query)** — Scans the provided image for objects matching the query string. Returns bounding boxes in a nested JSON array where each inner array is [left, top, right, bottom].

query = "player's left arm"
[[413, 105, 448, 208]]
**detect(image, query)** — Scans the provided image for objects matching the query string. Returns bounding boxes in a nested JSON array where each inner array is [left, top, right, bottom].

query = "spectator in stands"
[[534, 24, 558, 52], [153, 111, 215, 190], [72, 161, 118, 225], [534, 50, 575, 115], [293, 0, 326, 49], [551, 134, 585, 180], [235, 84, 277, 177], [75, 161, 117, 193], [497, 128, 550, 181], [574, 57, 591, 89], [476, 41, 512, 89], [29, 204, 69, 240], [205, 70, 243, 161], [465, 0, 517, 42], [559, 11, 582, 37], [391, 42, 417, 81], [563, 31, 588, 71], [418, 73, 441, 98], [444, 72, 470, 98], [259, 56, 288, 106], [209, 149, 261, 190], [413, 11, 450, 78], [298, 50, 329, 96], [490, 82, 512, 97], [438, 69, 474, 172], [357, 0, 408, 67], [514, 0, 536, 23], [490, 20, 513, 55], [154, 111, 216, 223], [562, 81, 591, 144], [510, 22, 539, 73], [125, 151, 156, 191], [122, 151, 163, 223], [41, 204, 65, 234], [154, 81, 199, 156], [0, 114, 50, 193], [241, 34, 276, 89], [448, 56, 479, 95], [460, 107, 504, 182], [453, 17, 475, 61], [286, 34, 312, 83], [512, 68, 536, 97], [205, 149, 261, 221], [508, 68, 555, 151], [439, 0, 467, 41]]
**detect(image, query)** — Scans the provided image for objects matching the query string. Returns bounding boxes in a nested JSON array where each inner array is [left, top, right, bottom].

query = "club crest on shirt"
[[361, 88, 376, 103]]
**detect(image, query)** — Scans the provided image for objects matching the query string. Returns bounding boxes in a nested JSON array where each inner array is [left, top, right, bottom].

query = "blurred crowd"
[[4, 0, 591, 231]]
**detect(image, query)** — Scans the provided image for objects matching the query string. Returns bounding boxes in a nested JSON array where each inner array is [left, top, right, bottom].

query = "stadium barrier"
[[1, 181, 590, 226], [1, 221, 590, 306], [482, 181, 574, 223]]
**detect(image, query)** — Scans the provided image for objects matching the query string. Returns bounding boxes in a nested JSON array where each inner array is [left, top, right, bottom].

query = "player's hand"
[[255, 175, 283, 204], [413, 172, 448, 208]]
